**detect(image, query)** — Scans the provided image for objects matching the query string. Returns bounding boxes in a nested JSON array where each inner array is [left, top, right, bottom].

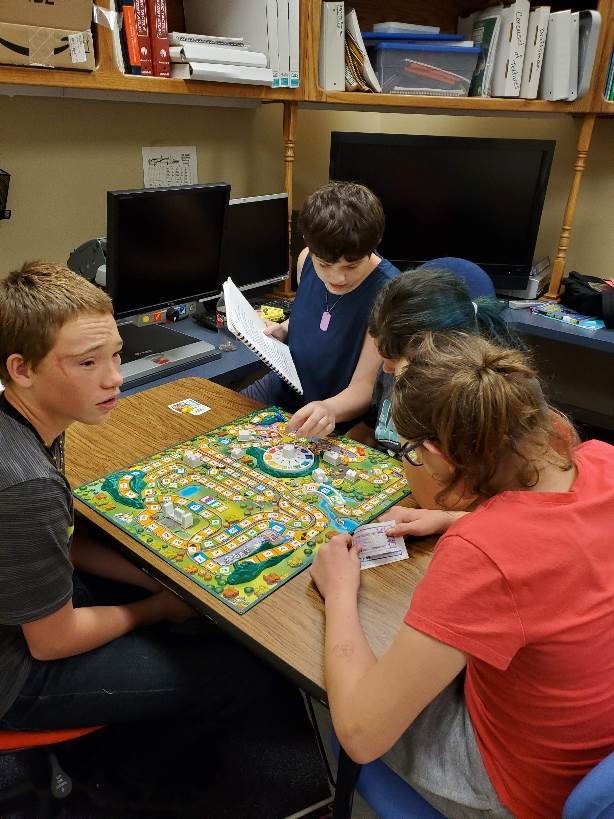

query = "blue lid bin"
[[375, 43, 481, 96]]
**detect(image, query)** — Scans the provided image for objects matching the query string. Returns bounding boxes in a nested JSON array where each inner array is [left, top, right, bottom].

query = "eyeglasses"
[[398, 438, 427, 467]]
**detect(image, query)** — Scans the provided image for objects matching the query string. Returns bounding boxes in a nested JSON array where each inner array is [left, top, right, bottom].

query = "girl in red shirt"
[[311, 332, 614, 819]]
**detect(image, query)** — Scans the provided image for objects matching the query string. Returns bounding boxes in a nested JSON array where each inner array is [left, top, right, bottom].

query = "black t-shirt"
[[0, 394, 73, 718]]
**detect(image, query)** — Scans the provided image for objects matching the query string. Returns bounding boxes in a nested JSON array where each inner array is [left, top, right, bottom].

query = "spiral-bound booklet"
[[223, 278, 303, 394]]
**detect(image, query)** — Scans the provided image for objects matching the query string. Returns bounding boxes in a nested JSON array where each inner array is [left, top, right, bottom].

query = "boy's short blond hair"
[[0, 261, 113, 384]]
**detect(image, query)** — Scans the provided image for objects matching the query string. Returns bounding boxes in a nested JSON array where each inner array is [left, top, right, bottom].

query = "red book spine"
[[121, 0, 141, 74], [145, 0, 170, 77], [133, 0, 152, 76]]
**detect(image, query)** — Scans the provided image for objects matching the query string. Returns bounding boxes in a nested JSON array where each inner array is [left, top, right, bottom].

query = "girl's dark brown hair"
[[391, 332, 578, 506], [298, 181, 385, 263]]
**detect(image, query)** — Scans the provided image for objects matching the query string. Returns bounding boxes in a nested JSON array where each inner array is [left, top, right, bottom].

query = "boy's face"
[[29, 312, 123, 428], [311, 254, 374, 296]]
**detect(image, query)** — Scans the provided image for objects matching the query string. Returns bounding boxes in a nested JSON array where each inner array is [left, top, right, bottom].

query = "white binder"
[[277, 0, 290, 86], [577, 10, 601, 99], [538, 9, 572, 100], [319, 1, 345, 91], [491, 0, 530, 97], [266, 0, 280, 87], [519, 6, 550, 99], [289, 0, 300, 86], [567, 11, 580, 101]]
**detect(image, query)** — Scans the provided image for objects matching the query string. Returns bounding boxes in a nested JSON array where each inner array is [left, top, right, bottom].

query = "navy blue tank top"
[[277, 254, 398, 412]]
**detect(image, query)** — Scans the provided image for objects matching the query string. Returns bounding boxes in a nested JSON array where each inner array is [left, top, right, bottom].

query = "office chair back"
[[563, 751, 614, 819]]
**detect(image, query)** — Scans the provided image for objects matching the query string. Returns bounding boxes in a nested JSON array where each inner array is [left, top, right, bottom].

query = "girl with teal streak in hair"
[[353, 262, 522, 456]]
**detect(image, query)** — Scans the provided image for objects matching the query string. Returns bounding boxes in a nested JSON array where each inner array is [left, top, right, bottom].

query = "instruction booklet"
[[223, 277, 303, 394]]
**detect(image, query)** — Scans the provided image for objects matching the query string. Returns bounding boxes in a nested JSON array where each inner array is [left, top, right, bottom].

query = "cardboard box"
[[0, 0, 92, 32], [0, 21, 94, 69]]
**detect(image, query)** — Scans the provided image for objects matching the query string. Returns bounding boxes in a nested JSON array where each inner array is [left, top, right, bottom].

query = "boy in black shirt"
[[0, 262, 284, 730]]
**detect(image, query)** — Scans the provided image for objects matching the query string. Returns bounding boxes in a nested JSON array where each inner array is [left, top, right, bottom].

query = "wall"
[[0, 95, 284, 273], [1, 97, 612, 280]]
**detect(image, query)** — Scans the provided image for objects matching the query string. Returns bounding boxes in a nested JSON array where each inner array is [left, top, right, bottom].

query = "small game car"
[[260, 305, 286, 323]]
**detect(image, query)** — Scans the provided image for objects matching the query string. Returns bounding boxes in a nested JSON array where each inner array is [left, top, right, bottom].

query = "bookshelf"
[[0, 0, 612, 296]]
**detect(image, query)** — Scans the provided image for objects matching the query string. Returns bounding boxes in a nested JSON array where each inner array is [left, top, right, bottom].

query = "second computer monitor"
[[220, 193, 289, 291], [107, 183, 230, 318]]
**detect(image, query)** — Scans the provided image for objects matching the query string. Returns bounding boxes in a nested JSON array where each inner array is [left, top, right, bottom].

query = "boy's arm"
[[287, 333, 381, 436], [22, 589, 195, 661], [71, 527, 161, 592]]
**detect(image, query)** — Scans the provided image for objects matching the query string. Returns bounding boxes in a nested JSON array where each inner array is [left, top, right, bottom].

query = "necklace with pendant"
[[320, 289, 345, 332]]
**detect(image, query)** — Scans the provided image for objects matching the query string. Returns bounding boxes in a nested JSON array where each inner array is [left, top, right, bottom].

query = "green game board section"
[[73, 407, 410, 614]]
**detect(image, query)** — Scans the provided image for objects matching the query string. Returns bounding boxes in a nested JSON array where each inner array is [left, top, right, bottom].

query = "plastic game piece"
[[313, 468, 327, 483], [282, 443, 295, 458], [175, 509, 193, 528], [183, 450, 203, 467], [161, 500, 174, 517], [345, 468, 357, 482], [323, 450, 340, 466], [231, 446, 244, 460], [238, 430, 253, 442]]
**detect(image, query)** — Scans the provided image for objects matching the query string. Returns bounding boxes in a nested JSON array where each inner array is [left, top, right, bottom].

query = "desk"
[[504, 308, 614, 354], [120, 319, 263, 397], [65, 376, 433, 701], [504, 309, 614, 431]]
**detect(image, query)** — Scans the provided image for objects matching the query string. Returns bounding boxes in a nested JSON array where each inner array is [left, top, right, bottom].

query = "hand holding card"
[[352, 521, 408, 570]]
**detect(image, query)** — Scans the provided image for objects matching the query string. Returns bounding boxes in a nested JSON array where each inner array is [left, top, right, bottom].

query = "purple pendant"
[[320, 310, 331, 332]]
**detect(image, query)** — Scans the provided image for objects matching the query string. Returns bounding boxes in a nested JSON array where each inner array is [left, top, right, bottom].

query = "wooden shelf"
[[303, 0, 614, 118], [307, 89, 595, 115], [0, 61, 300, 101]]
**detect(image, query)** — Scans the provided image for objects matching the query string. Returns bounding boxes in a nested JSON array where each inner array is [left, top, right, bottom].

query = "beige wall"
[[0, 95, 284, 272], [0, 96, 612, 279]]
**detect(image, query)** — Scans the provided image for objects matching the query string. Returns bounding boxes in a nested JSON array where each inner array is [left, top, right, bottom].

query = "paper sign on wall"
[[142, 146, 198, 188]]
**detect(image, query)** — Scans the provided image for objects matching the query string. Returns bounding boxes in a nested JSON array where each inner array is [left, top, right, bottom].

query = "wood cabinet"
[[0, 0, 612, 294]]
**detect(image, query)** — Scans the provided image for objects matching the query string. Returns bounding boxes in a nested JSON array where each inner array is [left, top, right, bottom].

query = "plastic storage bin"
[[375, 43, 480, 96]]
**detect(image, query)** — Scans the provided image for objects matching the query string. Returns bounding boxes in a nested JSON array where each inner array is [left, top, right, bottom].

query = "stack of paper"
[[179, 0, 299, 88]]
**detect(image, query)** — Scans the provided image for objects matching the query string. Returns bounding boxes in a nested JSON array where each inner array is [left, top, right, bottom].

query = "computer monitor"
[[329, 132, 555, 290], [106, 183, 230, 389], [219, 194, 289, 292], [107, 183, 230, 318]]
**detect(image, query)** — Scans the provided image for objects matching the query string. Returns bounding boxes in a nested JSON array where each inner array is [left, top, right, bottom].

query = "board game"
[[74, 407, 409, 613]]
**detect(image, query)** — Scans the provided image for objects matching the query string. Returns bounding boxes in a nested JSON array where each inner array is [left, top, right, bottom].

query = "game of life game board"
[[74, 407, 409, 613]]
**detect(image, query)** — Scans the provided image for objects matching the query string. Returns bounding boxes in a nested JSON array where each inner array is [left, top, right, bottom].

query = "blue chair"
[[338, 744, 614, 819], [563, 751, 614, 819], [355, 757, 445, 819], [331, 736, 444, 819], [418, 257, 496, 299]]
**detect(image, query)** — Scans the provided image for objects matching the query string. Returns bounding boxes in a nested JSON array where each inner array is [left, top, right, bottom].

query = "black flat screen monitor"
[[220, 194, 289, 291], [329, 132, 555, 288], [107, 183, 230, 318]]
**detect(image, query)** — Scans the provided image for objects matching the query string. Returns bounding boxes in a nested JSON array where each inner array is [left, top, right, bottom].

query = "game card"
[[353, 521, 408, 570], [168, 398, 211, 416]]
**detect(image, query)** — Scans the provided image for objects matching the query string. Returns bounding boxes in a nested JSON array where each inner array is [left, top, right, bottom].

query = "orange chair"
[[0, 726, 103, 817]]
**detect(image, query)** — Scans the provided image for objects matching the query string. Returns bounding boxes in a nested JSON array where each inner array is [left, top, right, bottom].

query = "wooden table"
[[66, 377, 434, 701]]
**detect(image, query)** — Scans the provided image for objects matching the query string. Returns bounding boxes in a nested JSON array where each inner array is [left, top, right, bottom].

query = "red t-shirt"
[[406, 440, 614, 819]]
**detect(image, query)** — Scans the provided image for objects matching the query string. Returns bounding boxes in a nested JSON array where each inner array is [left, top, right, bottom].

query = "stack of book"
[[458, 4, 602, 101], [112, 0, 170, 76], [178, 0, 298, 87], [169, 31, 273, 85]]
